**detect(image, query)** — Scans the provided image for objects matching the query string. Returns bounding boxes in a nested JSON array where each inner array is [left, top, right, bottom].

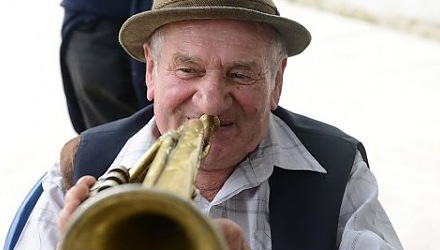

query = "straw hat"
[[119, 0, 312, 62]]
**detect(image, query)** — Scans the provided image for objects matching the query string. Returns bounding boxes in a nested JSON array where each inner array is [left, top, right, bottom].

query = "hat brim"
[[119, 7, 312, 62]]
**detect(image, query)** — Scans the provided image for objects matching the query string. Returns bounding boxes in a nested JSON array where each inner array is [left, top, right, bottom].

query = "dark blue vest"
[[72, 105, 368, 250]]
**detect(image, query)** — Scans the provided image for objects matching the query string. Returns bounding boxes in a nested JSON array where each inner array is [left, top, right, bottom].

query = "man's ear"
[[144, 44, 155, 102], [271, 57, 287, 110]]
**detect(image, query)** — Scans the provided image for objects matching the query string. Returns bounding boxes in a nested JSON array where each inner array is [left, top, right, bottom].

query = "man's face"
[[145, 19, 285, 171]]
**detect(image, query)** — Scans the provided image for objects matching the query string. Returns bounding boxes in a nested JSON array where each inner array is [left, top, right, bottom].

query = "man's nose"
[[192, 73, 232, 115]]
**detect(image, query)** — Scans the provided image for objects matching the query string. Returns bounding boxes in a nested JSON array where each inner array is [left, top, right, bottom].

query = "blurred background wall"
[[291, 0, 440, 41]]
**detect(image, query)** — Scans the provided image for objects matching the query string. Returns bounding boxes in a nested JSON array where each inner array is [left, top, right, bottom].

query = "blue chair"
[[3, 175, 45, 250]]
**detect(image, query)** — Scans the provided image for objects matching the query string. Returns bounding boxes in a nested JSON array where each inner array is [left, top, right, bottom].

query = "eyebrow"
[[171, 53, 261, 71], [230, 60, 259, 71], [172, 53, 200, 65]]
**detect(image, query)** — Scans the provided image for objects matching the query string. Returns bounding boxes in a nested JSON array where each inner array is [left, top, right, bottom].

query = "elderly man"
[[13, 0, 403, 249]]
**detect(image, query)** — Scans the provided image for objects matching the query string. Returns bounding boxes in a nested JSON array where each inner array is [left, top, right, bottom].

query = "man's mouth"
[[185, 115, 234, 131], [219, 120, 232, 127]]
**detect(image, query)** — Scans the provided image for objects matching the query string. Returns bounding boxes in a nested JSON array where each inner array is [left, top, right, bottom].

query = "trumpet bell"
[[63, 184, 225, 250]]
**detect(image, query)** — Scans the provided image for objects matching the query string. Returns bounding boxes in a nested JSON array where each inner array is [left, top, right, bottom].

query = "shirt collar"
[[259, 114, 327, 174], [211, 113, 327, 204], [109, 117, 158, 171]]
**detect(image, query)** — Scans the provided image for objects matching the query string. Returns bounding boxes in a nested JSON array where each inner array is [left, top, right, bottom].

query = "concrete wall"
[[290, 0, 440, 41]]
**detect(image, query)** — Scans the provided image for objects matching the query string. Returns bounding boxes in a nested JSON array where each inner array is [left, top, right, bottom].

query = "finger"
[[76, 175, 97, 188], [215, 218, 250, 250], [64, 176, 96, 201], [58, 197, 82, 233], [62, 176, 96, 214], [58, 176, 96, 233]]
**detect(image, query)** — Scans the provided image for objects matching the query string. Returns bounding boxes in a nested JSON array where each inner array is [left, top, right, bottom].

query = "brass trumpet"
[[60, 115, 226, 250]]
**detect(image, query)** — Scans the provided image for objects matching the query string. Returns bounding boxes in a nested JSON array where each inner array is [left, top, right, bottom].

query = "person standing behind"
[[60, 0, 153, 133]]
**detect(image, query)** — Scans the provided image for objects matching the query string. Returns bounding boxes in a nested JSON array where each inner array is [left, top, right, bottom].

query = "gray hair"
[[265, 28, 287, 81], [145, 27, 165, 76]]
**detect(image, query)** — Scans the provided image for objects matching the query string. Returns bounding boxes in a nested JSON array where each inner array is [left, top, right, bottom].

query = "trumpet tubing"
[[61, 115, 225, 250]]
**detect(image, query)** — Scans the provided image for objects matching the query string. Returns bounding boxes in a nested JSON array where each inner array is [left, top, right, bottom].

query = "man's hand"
[[57, 175, 96, 234], [215, 218, 251, 250]]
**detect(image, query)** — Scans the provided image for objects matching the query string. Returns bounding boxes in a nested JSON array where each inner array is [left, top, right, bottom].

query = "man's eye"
[[229, 72, 258, 85], [178, 68, 194, 73], [231, 73, 247, 79], [175, 68, 199, 78]]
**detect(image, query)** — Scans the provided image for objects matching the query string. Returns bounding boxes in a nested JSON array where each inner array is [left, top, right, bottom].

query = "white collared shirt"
[[13, 114, 403, 250]]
